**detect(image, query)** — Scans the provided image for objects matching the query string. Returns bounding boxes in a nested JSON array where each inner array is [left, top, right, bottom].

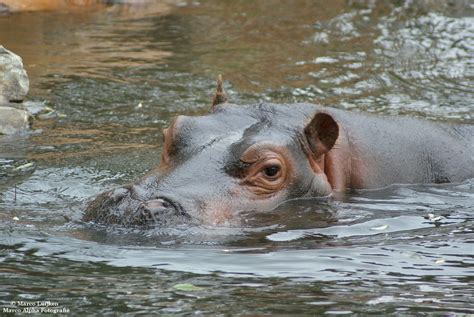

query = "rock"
[[0, 45, 29, 102], [0, 47, 31, 134], [23, 101, 47, 116], [0, 106, 29, 134], [0, 3, 11, 16]]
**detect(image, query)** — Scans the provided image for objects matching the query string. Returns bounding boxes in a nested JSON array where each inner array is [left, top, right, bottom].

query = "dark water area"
[[1, 0, 473, 315]]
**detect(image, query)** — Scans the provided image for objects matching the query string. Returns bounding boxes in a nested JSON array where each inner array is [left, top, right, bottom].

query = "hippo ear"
[[304, 112, 339, 158], [210, 74, 228, 111]]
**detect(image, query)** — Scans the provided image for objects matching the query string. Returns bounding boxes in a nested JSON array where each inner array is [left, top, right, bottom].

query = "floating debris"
[[173, 283, 203, 291], [13, 162, 34, 170], [426, 213, 445, 222], [370, 224, 389, 231]]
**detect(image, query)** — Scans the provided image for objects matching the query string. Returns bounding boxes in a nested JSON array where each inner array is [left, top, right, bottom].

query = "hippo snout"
[[83, 185, 191, 227], [128, 197, 189, 226]]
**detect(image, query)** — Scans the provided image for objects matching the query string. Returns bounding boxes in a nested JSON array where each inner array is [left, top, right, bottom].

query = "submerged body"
[[84, 102, 474, 227]]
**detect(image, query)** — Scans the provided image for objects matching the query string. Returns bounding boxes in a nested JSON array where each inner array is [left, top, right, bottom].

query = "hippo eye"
[[263, 165, 281, 178], [239, 147, 288, 195]]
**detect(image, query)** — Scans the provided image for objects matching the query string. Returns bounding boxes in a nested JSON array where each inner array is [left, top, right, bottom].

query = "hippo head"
[[83, 83, 339, 227]]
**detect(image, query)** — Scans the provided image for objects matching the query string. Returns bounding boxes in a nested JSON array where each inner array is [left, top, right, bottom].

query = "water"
[[1, 0, 473, 315]]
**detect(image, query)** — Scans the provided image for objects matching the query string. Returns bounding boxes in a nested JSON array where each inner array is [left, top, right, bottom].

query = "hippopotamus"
[[83, 78, 474, 227]]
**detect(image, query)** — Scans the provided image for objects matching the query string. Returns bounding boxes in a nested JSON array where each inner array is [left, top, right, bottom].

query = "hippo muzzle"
[[84, 184, 193, 227]]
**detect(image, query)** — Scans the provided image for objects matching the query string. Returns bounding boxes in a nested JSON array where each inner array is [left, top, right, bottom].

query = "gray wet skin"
[[83, 102, 474, 227]]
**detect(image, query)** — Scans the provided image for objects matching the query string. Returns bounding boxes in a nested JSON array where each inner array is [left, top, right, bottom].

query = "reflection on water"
[[0, 1, 173, 84], [0, 0, 473, 315]]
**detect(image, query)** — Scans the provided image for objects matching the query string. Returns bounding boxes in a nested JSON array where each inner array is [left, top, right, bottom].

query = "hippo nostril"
[[127, 196, 189, 226], [159, 198, 172, 209], [109, 187, 130, 203], [133, 198, 174, 225], [143, 199, 168, 214], [147, 196, 188, 218]]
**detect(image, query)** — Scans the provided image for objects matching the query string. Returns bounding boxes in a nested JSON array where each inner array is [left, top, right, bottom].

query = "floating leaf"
[[14, 162, 34, 170], [173, 283, 203, 291]]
